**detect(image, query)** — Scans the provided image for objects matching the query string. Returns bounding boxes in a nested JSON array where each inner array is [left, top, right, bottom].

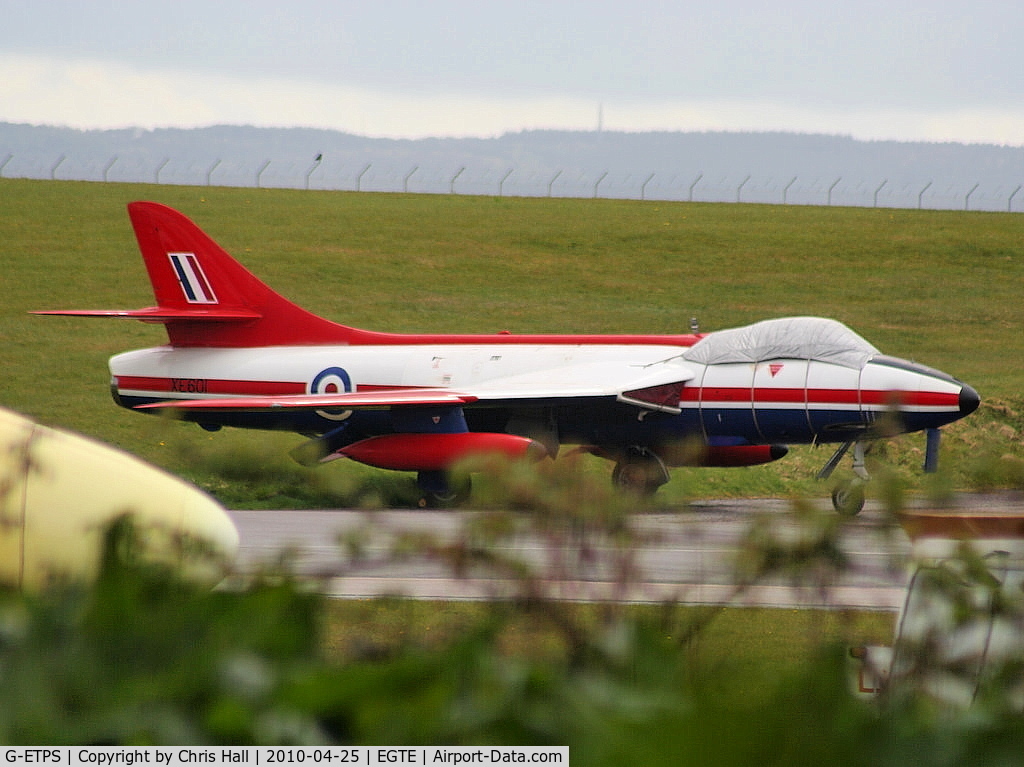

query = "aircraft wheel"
[[417, 471, 472, 508], [831, 480, 866, 516], [612, 455, 666, 497]]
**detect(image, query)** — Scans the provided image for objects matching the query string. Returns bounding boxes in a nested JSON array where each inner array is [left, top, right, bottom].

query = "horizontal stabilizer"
[[33, 307, 262, 323], [35, 202, 356, 348]]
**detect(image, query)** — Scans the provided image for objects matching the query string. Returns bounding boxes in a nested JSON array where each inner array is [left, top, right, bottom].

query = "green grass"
[[2, 178, 1022, 507], [321, 599, 894, 711]]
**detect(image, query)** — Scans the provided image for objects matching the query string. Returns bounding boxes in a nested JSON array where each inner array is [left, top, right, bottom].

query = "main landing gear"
[[611, 448, 670, 497], [817, 441, 870, 516], [417, 470, 472, 508]]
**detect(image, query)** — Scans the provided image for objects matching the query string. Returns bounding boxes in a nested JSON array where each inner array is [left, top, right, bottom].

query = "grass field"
[[322, 599, 895, 711], [3, 178, 1022, 507]]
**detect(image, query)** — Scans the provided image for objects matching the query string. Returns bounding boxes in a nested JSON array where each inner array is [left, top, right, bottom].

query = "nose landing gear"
[[818, 440, 870, 515]]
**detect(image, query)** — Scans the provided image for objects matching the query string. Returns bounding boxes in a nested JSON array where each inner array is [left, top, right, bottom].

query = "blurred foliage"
[[2, 459, 1024, 761]]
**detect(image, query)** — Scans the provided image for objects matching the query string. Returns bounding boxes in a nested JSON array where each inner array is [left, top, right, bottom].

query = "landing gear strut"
[[818, 441, 870, 516], [612, 448, 670, 497], [417, 470, 472, 508]]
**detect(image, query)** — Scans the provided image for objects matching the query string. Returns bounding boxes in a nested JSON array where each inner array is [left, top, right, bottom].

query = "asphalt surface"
[[227, 492, 1024, 610]]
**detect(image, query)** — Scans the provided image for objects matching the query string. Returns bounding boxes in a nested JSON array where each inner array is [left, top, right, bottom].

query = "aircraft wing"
[[136, 389, 477, 412], [466, 359, 695, 413], [137, 360, 695, 415]]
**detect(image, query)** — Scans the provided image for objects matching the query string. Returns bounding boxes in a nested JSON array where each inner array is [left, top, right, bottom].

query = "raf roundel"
[[309, 366, 353, 421]]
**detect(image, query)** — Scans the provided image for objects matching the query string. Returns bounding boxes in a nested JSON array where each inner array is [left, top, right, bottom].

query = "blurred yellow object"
[[0, 406, 238, 590]]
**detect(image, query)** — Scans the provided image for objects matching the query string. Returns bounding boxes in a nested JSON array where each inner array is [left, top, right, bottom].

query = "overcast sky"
[[3, 0, 1023, 144]]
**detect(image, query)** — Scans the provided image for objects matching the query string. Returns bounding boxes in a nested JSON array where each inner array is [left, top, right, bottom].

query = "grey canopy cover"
[[682, 317, 879, 369]]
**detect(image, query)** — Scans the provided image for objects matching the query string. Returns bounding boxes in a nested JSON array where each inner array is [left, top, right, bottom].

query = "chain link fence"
[[3, 147, 1022, 212]]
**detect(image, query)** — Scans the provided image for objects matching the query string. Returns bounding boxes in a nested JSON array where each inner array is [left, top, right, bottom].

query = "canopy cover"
[[683, 317, 879, 369]]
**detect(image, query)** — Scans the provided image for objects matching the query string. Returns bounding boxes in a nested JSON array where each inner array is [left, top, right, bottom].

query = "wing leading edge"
[[137, 388, 477, 412]]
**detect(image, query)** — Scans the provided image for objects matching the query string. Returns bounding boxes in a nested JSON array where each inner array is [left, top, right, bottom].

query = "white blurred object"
[[0, 406, 238, 590]]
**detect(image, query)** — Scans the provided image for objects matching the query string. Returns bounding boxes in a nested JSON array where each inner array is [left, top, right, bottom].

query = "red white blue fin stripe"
[[168, 252, 218, 304]]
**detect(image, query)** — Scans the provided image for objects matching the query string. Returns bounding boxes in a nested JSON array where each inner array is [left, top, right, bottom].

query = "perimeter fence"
[[3, 150, 1022, 212]]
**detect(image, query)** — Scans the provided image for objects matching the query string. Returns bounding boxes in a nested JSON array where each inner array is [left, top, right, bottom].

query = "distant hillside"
[[3, 122, 1023, 211]]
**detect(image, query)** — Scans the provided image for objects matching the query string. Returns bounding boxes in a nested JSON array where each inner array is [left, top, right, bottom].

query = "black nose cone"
[[960, 384, 980, 417]]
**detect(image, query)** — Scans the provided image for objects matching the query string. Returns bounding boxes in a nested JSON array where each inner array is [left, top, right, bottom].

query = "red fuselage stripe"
[[682, 387, 958, 408], [115, 378, 430, 396], [116, 377, 960, 409], [116, 376, 307, 395]]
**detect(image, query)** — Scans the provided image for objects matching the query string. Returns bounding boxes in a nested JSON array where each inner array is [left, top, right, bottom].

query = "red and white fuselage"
[[107, 335, 974, 454]]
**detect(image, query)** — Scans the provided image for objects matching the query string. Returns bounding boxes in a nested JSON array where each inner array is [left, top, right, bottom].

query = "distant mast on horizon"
[[598, 103, 603, 133]]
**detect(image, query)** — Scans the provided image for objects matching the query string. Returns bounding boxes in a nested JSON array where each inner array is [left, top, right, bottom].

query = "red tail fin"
[[40, 202, 356, 348], [128, 202, 358, 347]]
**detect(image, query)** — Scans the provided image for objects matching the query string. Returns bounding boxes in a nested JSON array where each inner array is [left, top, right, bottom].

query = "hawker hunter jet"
[[37, 203, 980, 511]]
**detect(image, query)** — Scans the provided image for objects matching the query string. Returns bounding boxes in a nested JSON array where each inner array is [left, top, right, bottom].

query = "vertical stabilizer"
[[37, 202, 357, 348], [126, 202, 355, 347]]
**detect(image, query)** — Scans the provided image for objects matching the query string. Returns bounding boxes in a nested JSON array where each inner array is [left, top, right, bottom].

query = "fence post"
[[206, 159, 221, 186], [499, 168, 514, 197], [256, 160, 271, 188], [688, 172, 703, 202], [305, 154, 322, 190], [783, 176, 797, 205], [964, 182, 979, 211], [918, 181, 932, 209], [103, 156, 118, 183], [357, 163, 372, 192], [50, 154, 66, 181], [873, 179, 887, 208], [827, 177, 841, 206], [450, 166, 465, 194], [641, 172, 655, 200], [1009, 185, 1022, 213], [736, 174, 751, 203], [404, 165, 418, 193], [547, 170, 562, 197], [154, 157, 169, 185]]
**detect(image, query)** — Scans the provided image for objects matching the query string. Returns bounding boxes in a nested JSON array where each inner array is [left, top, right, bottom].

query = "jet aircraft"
[[37, 202, 980, 511]]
